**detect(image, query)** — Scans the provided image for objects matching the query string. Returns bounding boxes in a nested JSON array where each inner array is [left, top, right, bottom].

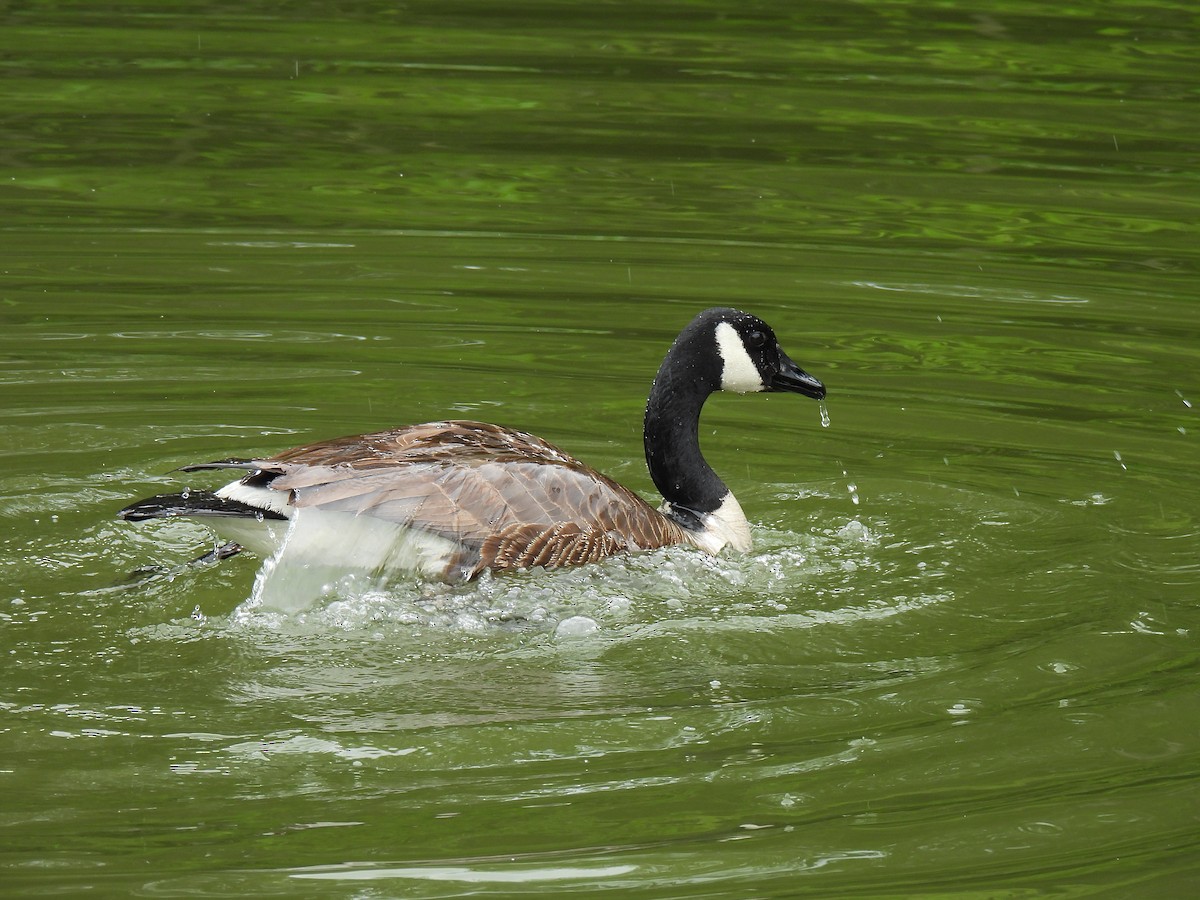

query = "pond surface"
[[2, 1, 1198, 896]]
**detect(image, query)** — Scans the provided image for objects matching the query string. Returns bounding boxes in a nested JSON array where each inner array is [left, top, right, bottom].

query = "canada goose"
[[118, 307, 825, 584]]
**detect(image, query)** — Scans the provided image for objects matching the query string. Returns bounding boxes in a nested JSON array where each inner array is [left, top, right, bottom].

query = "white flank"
[[212, 478, 462, 611], [252, 506, 461, 613], [714, 321, 765, 393]]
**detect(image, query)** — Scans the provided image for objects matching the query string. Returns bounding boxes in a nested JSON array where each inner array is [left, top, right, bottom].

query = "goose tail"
[[117, 490, 285, 522]]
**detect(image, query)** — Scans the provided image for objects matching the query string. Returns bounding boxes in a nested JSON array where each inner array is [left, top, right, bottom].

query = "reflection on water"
[[2, 0, 1199, 896]]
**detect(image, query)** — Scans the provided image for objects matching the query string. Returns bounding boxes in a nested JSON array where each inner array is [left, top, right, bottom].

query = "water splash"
[[222, 516, 907, 636], [818, 400, 831, 428]]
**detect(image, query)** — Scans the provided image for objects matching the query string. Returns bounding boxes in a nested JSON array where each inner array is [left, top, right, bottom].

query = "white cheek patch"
[[715, 321, 765, 393]]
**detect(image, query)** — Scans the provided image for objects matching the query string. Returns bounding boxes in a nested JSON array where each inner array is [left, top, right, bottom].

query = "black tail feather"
[[117, 491, 287, 522]]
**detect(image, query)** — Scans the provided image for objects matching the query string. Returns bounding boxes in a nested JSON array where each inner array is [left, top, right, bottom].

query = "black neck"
[[643, 338, 728, 529]]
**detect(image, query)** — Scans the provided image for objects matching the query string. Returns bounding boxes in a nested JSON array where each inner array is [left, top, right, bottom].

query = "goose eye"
[[747, 330, 767, 350]]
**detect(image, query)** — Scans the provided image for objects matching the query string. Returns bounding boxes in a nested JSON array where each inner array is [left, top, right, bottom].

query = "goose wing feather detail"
[[241, 421, 686, 578]]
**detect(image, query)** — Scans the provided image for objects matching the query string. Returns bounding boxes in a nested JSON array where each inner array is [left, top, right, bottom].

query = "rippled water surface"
[[3, 1, 1198, 896]]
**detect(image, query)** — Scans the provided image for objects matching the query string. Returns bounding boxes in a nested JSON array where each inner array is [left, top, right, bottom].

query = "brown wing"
[[251, 421, 686, 578]]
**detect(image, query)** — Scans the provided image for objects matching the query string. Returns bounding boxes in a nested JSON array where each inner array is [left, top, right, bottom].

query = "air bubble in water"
[[555, 615, 599, 639]]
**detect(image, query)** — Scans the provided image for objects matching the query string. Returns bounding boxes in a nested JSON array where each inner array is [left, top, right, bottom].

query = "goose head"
[[678, 307, 826, 400]]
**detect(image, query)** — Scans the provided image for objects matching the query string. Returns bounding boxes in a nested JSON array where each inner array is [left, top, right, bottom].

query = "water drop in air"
[[818, 400, 830, 428]]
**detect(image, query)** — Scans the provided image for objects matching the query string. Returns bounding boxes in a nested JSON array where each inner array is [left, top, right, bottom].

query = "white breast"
[[672, 491, 753, 554]]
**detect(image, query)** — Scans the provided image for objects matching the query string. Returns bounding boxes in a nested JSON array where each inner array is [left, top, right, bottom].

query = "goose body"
[[119, 308, 825, 584]]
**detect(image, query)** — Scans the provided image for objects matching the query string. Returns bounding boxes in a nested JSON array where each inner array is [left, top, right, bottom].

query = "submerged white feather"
[[206, 480, 291, 556]]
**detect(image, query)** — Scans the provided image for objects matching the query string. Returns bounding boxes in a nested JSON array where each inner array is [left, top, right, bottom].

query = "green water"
[[3, 1, 1198, 896]]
